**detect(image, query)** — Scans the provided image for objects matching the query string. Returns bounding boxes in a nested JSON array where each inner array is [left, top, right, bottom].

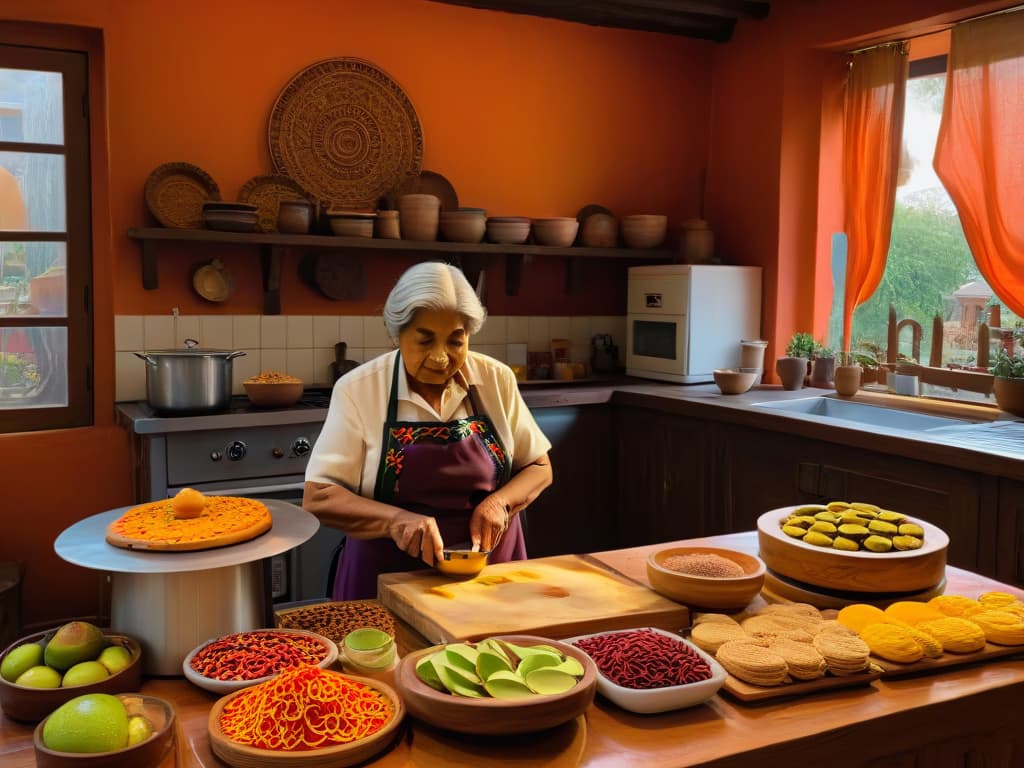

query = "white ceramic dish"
[[182, 628, 338, 695], [564, 627, 726, 714]]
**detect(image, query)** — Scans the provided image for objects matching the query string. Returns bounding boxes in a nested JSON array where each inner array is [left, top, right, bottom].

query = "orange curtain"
[[934, 10, 1024, 318], [841, 44, 908, 352]]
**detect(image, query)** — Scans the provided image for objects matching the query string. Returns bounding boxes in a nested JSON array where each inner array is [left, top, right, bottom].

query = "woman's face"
[[398, 308, 469, 387]]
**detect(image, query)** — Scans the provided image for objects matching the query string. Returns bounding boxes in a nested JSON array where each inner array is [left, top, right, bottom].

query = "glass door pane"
[[0, 67, 64, 144], [0, 150, 66, 232], [0, 326, 67, 408]]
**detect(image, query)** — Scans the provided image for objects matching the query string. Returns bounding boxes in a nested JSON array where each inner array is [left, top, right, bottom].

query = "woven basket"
[[144, 162, 221, 229]]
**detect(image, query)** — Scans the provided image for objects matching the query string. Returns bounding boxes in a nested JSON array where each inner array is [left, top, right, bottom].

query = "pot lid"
[[138, 339, 244, 358]]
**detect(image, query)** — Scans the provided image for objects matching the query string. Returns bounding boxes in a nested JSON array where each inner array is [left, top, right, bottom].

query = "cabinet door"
[[716, 423, 990, 573], [613, 405, 711, 547], [526, 405, 614, 558], [997, 478, 1024, 588]]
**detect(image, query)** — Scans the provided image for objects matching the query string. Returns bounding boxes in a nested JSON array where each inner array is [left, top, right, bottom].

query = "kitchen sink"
[[751, 396, 975, 432]]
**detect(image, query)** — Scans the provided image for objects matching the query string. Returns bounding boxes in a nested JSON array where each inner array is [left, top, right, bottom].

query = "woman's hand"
[[388, 509, 443, 566], [470, 495, 511, 552]]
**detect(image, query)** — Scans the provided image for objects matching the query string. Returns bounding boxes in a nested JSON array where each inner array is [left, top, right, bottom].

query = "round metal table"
[[54, 499, 319, 675]]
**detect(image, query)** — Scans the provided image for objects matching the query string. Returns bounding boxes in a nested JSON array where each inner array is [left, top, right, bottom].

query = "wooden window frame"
[[0, 43, 93, 432]]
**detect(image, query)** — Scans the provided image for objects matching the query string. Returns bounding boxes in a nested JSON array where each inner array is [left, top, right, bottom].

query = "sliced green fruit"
[[498, 640, 562, 664], [415, 652, 447, 691], [548, 657, 585, 677], [525, 667, 578, 695], [516, 651, 561, 677], [476, 650, 513, 681], [483, 670, 535, 698], [436, 663, 485, 697], [444, 643, 479, 674]]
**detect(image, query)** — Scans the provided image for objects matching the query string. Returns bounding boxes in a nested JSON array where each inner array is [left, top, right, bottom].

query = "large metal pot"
[[134, 339, 245, 414]]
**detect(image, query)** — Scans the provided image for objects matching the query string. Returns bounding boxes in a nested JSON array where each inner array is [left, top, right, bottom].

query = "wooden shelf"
[[127, 227, 675, 314]]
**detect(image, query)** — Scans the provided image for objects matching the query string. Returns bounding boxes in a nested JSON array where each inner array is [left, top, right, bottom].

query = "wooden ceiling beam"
[[429, 0, 755, 41]]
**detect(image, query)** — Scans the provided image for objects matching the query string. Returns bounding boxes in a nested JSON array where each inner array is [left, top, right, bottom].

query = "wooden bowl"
[[713, 368, 758, 395], [438, 211, 486, 243], [33, 693, 174, 768], [326, 211, 375, 238], [646, 547, 765, 611], [207, 670, 404, 768], [756, 506, 949, 594], [486, 218, 531, 245], [0, 632, 143, 723], [243, 381, 304, 408], [394, 635, 597, 735], [531, 218, 579, 247], [621, 214, 667, 248]]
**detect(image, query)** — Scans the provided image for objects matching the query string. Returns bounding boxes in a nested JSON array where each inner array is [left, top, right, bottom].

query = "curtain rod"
[[846, 2, 1024, 55]]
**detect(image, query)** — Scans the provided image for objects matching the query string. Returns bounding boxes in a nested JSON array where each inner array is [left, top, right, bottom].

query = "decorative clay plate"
[[268, 57, 423, 210], [144, 161, 221, 228], [238, 174, 310, 233]]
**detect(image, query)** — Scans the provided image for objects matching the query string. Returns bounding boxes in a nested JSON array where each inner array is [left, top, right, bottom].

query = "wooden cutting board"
[[378, 554, 689, 644], [871, 642, 1024, 678]]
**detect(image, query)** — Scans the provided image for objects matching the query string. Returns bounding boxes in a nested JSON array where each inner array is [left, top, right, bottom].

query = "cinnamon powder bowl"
[[646, 547, 765, 611]]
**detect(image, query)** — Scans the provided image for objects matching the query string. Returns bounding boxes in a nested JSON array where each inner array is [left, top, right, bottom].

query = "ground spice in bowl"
[[661, 553, 745, 578]]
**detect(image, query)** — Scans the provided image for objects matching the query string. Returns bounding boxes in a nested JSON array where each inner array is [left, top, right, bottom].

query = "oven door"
[[167, 478, 345, 605]]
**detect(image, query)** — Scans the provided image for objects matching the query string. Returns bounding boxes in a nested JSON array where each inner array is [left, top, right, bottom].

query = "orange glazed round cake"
[[106, 494, 273, 551]]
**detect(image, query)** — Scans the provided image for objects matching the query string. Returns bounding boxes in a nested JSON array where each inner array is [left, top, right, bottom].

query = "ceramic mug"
[[776, 357, 807, 391], [834, 365, 862, 397]]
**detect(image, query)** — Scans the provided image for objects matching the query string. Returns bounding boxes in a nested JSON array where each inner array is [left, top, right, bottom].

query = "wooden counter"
[[3, 532, 1023, 768]]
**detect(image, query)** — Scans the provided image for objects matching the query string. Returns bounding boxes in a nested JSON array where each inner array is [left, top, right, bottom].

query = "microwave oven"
[[626, 264, 763, 383]]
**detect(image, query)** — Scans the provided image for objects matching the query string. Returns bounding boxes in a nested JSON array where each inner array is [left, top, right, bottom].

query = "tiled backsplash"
[[115, 314, 627, 402]]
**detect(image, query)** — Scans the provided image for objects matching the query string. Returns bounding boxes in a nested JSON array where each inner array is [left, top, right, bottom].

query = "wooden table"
[[3, 532, 1023, 768]]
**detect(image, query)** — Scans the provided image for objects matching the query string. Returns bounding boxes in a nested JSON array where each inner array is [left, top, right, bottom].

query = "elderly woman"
[[303, 262, 553, 600]]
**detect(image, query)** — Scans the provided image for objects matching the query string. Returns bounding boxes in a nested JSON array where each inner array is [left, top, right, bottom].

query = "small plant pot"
[[776, 357, 807, 391], [809, 356, 835, 388], [993, 376, 1024, 417], [834, 365, 862, 397]]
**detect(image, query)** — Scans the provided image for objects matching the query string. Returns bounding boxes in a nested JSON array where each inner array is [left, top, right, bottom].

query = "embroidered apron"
[[332, 351, 526, 600]]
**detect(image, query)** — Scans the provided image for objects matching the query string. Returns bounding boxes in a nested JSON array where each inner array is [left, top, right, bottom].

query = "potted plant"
[[776, 333, 819, 391], [834, 351, 862, 397], [810, 345, 836, 388], [990, 346, 1024, 416]]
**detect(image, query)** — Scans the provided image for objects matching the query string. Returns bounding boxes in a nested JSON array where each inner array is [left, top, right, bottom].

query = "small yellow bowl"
[[436, 549, 489, 577]]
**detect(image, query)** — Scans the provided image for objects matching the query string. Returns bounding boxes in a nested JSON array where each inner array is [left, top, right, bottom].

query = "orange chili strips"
[[219, 665, 393, 750]]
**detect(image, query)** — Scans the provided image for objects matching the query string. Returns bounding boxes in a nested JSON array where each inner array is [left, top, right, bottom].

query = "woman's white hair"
[[383, 262, 486, 342]]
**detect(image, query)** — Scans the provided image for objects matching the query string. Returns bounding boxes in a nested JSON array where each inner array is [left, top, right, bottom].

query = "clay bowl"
[[207, 670, 405, 768], [439, 210, 486, 243], [579, 212, 618, 248], [243, 381, 304, 408], [486, 217, 531, 245], [531, 218, 579, 247], [621, 214, 667, 248], [33, 693, 175, 768], [646, 547, 766, 611], [756, 506, 949, 594], [0, 632, 143, 723], [326, 211, 376, 238], [394, 635, 597, 735], [202, 203, 260, 233], [713, 368, 758, 395]]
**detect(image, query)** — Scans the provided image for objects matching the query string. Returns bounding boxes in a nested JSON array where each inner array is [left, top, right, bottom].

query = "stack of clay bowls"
[[621, 214, 667, 248], [398, 194, 441, 241], [439, 207, 487, 243]]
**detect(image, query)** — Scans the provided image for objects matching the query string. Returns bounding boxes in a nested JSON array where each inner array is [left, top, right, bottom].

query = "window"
[[842, 54, 1021, 402], [0, 43, 92, 431]]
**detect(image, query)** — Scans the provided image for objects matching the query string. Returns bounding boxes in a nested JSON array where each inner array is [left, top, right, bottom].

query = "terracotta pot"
[[834, 365, 862, 397], [776, 357, 807, 391], [810, 356, 835, 388], [397, 193, 440, 241], [994, 376, 1024, 417]]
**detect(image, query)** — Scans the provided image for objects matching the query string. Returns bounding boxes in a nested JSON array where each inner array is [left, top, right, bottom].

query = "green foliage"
[[990, 348, 1024, 379], [852, 197, 976, 360], [786, 333, 820, 359]]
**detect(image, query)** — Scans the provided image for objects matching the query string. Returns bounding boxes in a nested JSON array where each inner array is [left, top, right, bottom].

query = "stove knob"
[[292, 437, 311, 457], [272, 447, 285, 459], [210, 450, 222, 462], [227, 440, 247, 461]]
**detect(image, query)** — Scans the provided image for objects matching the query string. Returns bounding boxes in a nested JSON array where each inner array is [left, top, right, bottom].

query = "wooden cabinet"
[[611, 404, 713, 547], [524, 405, 615, 558], [997, 478, 1024, 586]]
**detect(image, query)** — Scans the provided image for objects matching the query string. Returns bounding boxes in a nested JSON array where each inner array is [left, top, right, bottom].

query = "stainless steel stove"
[[116, 389, 345, 605]]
